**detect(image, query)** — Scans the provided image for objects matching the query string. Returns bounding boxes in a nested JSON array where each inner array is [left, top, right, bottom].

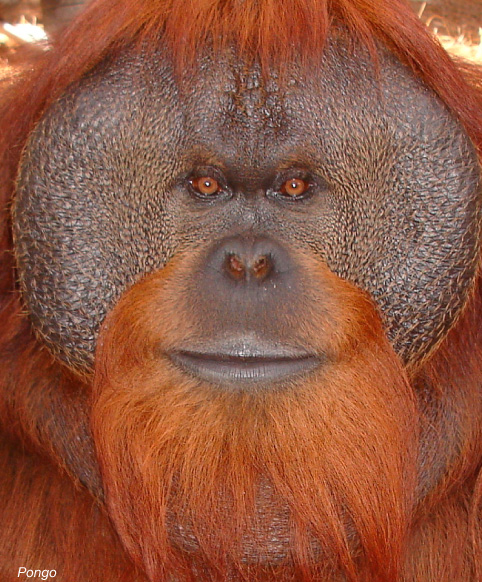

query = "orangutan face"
[[12, 37, 481, 581]]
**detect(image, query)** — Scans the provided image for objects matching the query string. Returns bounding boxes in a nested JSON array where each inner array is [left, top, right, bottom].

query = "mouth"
[[169, 344, 319, 387]]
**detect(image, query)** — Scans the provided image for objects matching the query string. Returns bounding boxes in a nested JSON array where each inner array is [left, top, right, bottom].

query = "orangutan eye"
[[281, 178, 310, 197], [189, 176, 221, 197]]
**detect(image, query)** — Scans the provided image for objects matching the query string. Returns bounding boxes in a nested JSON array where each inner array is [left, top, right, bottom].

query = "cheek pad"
[[13, 56, 184, 374], [307, 50, 482, 362]]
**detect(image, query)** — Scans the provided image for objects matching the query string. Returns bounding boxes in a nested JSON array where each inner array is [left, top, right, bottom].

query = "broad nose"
[[204, 236, 293, 286]]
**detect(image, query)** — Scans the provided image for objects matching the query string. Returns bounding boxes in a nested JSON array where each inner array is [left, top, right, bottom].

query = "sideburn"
[[91, 252, 418, 582]]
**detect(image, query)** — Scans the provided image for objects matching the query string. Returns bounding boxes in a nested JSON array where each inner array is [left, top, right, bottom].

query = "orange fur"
[[92, 252, 417, 581]]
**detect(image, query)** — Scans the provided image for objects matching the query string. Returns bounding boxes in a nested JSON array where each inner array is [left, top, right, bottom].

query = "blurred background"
[[0, 0, 83, 37], [0, 0, 481, 77]]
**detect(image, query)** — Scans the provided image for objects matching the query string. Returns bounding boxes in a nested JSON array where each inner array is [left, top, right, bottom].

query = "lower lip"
[[169, 352, 319, 387]]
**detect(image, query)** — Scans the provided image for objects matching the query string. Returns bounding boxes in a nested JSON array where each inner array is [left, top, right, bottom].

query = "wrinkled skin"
[[15, 41, 480, 372]]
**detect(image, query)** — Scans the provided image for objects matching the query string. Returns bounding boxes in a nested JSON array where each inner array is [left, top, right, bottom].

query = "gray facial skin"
[[13, 39, 481, 375]]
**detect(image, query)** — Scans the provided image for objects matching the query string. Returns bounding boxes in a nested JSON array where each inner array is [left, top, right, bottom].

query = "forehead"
[[72, 42, 441, 174]]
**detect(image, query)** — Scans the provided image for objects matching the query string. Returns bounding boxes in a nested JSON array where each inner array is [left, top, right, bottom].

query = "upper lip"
[[168, 342, 319, 388]]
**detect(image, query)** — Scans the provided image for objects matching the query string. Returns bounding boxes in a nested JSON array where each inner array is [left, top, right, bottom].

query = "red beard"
[[92, 254, 418, 582]]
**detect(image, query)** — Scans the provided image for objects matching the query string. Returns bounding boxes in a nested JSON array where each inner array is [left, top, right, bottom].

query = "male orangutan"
[[0, 0, 482, 580]]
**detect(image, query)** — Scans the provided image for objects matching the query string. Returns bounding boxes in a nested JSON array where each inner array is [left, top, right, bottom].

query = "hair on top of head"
[[2, 0, 482, 137]]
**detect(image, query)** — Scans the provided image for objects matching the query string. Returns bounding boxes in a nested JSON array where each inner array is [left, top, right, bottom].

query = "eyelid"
[[189, 166, 226, 184]]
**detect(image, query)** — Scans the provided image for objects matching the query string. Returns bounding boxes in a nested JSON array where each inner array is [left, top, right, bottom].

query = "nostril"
[[252, 255, 271, 280], [224, 252, 273, 282], [226, 253, 246, 280]]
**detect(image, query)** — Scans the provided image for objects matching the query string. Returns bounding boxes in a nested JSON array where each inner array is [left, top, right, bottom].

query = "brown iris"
[[190, 176, 220, 196], [281, 178, 310, 197]]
